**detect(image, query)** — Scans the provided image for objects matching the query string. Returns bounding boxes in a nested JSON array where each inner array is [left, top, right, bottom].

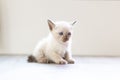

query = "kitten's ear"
[[47, 19, 55, 31], [71, 21, 77, 26]]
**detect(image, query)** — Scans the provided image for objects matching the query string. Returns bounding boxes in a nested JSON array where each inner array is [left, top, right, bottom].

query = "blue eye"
[[59, 32, 63, 35], [68, 32, 71, 35]]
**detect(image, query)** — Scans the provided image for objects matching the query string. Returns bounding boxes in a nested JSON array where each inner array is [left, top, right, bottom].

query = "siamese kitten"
[[28, 20, 76, 64]]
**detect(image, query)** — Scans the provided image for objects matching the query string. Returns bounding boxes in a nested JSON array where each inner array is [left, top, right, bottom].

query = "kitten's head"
[[47, 20, 76, 43]]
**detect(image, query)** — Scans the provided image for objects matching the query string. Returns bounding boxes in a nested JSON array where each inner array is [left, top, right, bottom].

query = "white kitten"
[[28, 20, 76, 64]]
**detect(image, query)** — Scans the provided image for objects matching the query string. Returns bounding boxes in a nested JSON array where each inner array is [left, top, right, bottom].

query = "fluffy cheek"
[[56, 35, 64, 42], [57, 35, 63, 41], [53, 33, 62, 42]]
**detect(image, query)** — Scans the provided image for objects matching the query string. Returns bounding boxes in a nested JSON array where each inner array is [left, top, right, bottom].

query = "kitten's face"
[[52, 24, 72, 42], [48, 20, 76, 43]]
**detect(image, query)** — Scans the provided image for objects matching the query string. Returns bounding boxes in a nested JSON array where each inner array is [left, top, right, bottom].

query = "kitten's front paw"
[[57, 59, 67, 64], [67, 59, 75, 64]]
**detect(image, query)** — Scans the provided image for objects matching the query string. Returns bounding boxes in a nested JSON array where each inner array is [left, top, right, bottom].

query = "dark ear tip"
[[47, 19, 55, 25], [47, 19, 50, 22], [72, 21, 77, 25], [74, 21, 77, 24], [47, 19, 52, 23]]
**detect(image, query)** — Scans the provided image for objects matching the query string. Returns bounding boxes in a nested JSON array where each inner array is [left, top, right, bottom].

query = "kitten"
[[28, 20, 76, 64]]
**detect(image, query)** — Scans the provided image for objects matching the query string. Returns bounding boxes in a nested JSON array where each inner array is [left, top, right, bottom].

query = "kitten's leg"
[[64, 52, 75, 64], [34, 51, 49, 63], [37, 57, 48, 63], [48, 52, 67, 64]]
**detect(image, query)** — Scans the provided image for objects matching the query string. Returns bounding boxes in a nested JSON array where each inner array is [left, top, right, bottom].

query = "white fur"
[[32, 21, 75, 64]]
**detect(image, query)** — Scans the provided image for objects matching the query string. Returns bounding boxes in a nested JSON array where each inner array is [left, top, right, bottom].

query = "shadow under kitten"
[[27, 55, 54, 63]]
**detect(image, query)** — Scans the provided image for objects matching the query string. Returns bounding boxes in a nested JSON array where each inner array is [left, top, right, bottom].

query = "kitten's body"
[[28, 20, 76, 64]]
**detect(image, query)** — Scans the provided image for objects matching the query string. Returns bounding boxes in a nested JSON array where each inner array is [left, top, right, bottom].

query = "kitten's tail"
[[27, 55, 37, 62]]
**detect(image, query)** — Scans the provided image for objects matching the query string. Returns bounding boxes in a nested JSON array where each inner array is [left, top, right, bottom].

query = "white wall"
[[0, 0, 120, 56]]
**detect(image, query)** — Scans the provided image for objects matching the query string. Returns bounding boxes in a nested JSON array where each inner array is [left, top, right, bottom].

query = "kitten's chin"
[[62, 40, 68, 42]]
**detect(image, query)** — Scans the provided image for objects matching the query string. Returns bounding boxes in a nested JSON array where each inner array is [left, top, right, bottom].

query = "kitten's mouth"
[[63, 38, 69, 42]]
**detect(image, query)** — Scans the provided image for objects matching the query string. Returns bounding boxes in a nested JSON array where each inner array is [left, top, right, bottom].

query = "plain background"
[[0, 0, 120, 56]]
